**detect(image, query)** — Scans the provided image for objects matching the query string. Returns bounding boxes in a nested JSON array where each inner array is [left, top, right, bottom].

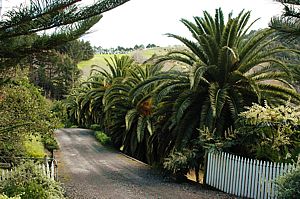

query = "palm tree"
[[66, 55, 135, 128], [103, 63, 162, 162], [133, 8, 300, 149]]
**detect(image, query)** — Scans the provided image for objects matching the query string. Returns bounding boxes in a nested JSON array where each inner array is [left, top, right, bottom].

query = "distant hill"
[[78, 46, 183, 77]]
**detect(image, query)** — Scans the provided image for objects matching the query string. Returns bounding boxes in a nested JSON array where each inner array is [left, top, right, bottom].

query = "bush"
[[276, 166, 300, 199], [23, 136, 45, 158], [236, 103, 300, 163], [0, 194, 21, 199], [163, 149, 201, 182], [0, 80, 60, 158], [42, 134, 59, 151], [95, 131, 111, 145], [0, 162, 65, 199], [90, 124, 102, 131]]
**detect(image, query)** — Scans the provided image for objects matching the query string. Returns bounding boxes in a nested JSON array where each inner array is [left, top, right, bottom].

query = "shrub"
[[0, 194, 21, 199], [236, 102, 300, 163], [95, 131, 111, 145], [42, 134, 59, 151], [90, 124, 102, 131], [0, 80, 60, 158], [23, 136, 45, 158], [163, 148, 202, 182], [276, 166, 300, 199], [0, 162, 65, 199]]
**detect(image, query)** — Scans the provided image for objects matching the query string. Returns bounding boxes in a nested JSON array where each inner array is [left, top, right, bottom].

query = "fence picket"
[[206, 152, 211, 185], [220, 153, 226, 189], [248, 158, 254, 198], [267, 162, 272, 199], [211, 153, 216, 187], [236, 157, 242, 196], [224, 153, 230, 193], [242, 157, 248, 197], [50, 160, 55, 180]]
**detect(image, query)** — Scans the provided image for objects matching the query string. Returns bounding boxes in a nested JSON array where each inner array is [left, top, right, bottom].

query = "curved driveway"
[[55, 128, 232, 199]]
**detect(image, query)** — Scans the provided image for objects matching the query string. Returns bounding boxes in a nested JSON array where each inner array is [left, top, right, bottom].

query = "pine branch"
[[0, 0, 130, 39], [270, 0, 300, 37]]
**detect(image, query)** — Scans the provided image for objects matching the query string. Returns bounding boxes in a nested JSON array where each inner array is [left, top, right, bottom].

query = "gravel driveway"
[[55, 128, 233, 199]]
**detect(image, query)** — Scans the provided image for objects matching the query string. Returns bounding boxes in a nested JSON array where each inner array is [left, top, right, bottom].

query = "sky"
[[2, 0, 283, 48]]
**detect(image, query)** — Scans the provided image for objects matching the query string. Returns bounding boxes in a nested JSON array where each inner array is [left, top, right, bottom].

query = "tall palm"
[[104, 64, 162, 162], [65, 55, 134, 128], [133, 8, 300, 149]]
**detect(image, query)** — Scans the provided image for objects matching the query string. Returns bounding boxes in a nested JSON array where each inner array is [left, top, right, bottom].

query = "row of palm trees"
[[65, 9, 299, 165]]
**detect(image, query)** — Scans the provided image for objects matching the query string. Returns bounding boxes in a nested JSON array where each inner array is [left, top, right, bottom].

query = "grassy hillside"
[[77, 47, 174, 77], [78, 54, 126, 77]]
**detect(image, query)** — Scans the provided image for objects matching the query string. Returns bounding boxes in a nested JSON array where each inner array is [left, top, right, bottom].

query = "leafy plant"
[[0, 194, 21, 199], [0, 78, 60, 158], [23, 136, 45, 158], [41, 134, 59, 152], [236, 102, 300, 162], [90, 124, 102, 131], [95, 131, 111, 145], [163, 149, 194, 181], [132, 8, 299, 154]]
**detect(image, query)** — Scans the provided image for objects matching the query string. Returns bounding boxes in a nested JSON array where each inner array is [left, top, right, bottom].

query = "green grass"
[[23, 136, 46, 158]]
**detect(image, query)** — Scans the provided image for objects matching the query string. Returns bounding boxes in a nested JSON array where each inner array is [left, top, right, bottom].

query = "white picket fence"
[[205, 151, 297, 199], [0, 159, 57, 181]]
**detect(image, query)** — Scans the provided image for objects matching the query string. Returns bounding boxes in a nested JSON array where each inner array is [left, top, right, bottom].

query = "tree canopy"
[[0, 0, 130, 73]]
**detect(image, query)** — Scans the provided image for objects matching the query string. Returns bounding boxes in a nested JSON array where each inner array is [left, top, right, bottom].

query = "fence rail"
[[205, 151, 297, 199], [0, 158, 57, 181]]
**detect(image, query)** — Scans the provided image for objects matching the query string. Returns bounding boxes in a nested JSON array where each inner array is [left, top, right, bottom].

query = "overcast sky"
[[3, 0, 283, 48]]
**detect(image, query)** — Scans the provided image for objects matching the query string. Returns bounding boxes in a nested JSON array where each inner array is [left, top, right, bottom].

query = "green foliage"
[[57, 40, 94, 63], [90, 124, 102, 131], [64, 8, 300, 169], [95, 131, 111, 145], [0, 0, 130, 72], [23, 136, 46, 158], [0, 194, 21, 199], [201, 102, 300, 162], [0, 78, 60, 157], [41, 134, 59, 152], [51, 100, 69, 127], [163, 148, 203, 182], [276, 166, 300, 199], [28, 51, 81, 99], [163, 149, 193, 175], [0, 162, 65, 199], [236, 102, 300, 162]]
